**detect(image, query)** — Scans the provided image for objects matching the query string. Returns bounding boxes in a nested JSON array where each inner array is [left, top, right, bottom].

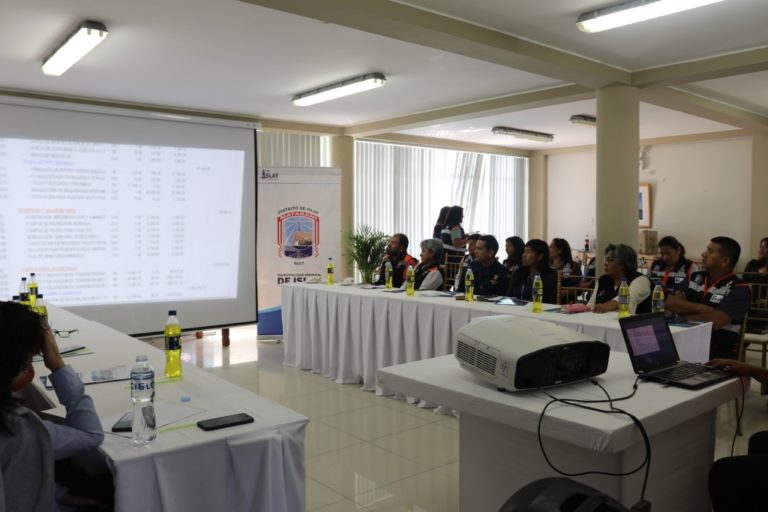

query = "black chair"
[[498, 478, 633, 512]]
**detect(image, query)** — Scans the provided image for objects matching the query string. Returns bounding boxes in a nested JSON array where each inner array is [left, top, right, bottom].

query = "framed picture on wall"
[[638, 183, 652, 228]]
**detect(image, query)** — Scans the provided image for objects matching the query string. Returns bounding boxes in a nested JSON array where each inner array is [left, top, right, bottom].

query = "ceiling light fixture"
[[577, 0, 725, 33], [42, 21, 108, 76], [292, 73, 386, 107], [491, 126, 554, 142], [569, 114, 597, 126]]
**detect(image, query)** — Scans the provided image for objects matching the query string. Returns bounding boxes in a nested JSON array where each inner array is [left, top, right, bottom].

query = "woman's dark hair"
[[758, 237, 768, 266], [525, 239, 551, 274], [444, 206, 464, 227], [505, 236, 524, 267], [658, 236, 686, 258], [0, 301, 46, 434], [435, 206, 451, 227], [550, 238, 575, 266], [605, 243, 638, 275]]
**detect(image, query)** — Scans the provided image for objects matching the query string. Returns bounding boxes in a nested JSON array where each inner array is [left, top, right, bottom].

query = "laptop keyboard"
[[652, 363, 709, 380]]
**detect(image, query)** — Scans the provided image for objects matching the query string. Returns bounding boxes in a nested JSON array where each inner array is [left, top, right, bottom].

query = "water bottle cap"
[[21, 277, 26, 281], [328, 257, 332, 261], [535, 272, 541, 276], [37, 294, 43, 299], [136, 354, 148, 362], [168, 309, 177, 316], [30, 272, 36, 276]]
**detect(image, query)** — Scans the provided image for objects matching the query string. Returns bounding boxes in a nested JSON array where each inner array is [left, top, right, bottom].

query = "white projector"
[[455, 316, 610, 390]]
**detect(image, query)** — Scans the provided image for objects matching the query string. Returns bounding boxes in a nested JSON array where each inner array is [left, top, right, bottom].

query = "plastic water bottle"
[[584, 236, 589, 253], [164, 310, 182, 379], [384, 260, 393, 289], [19, 277, 29, 305], [618, 278, 630, 318], [131, 355, 156, 444], [406, 265, 415, 296], [562, 263, 571, 277], [28, 273, 38, 306], [652, 284, 665, 313], [464, 267, 475, 302], [532, 273, 543, 313], [326, 258, 334, 286]]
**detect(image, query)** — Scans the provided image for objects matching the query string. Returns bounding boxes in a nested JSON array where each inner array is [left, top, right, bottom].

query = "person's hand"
[[41, 324, 65, 372], [706, 358, 750, 375], [665, 293, 686, 308], [592, 301, 617, 314]]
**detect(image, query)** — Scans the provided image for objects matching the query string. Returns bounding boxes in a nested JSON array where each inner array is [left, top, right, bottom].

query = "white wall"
[[546, 151, 596, 250], [547, 136, 753, 263]]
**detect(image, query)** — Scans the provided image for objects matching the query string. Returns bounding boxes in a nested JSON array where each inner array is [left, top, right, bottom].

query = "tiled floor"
[[155, 327, 768, 511]]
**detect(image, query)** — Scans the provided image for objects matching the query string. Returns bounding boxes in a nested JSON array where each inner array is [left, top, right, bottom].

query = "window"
[[355, 141, 528, 247]]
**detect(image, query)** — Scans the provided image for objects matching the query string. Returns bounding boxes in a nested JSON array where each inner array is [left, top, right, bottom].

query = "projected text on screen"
[[0, 137, 245, 306]]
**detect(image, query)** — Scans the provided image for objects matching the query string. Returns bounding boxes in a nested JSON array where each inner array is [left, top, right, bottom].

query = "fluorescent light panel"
[[42, 21, 108, 76], [577, 0, 725, 33], [292, 73, 386, 107], [570, 114, 597, 126], [492, 126, 554, 142]]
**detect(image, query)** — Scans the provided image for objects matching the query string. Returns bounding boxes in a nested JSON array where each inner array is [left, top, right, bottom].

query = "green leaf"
[[344, 225, 389, 284]]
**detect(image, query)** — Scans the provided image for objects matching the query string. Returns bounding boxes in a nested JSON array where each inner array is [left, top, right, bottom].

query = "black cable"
[[537, 378, 651, 503]]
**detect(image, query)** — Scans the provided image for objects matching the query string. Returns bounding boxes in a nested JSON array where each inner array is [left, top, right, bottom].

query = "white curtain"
[[355, 140, 528, 248], [257, 131, 330, 167]]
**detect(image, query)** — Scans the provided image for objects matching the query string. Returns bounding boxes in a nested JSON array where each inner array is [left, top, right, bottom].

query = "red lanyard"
[[702, 272, 734, 297]]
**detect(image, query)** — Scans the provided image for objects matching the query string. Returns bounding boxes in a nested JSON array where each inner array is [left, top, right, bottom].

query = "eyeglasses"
[[54, 329, 79, 338]]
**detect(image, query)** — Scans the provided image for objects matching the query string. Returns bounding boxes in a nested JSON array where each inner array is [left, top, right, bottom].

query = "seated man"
[[666, 236, 750, 359], [374, 233, 418, 288], [455, 233, 481, 290], [0, 301, 104, 511], [457, 235, 509, 296]]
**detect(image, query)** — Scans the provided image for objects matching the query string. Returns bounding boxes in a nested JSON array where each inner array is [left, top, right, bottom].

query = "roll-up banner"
[[256, 167, 341, 335]]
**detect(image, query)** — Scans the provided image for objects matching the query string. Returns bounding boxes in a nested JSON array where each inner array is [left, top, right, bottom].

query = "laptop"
[[619, 312, 734, 390]]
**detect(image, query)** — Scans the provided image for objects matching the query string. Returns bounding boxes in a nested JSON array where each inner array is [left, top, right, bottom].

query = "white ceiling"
[[0, 0, 765, 150]]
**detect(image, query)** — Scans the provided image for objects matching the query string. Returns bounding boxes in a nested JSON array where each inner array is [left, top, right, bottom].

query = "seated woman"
[[506, 239, 557, 303], [549, 238, 583, 286], [744, 237, 768, 275], [503, 236, 524, 274], [588, 244, 653, 314], [402, 238, 445, 291], [649, 235, 699, 289]]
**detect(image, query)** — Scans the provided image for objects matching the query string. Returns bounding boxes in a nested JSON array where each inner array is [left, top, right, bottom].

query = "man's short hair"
[[467, 233, 481, 242], [393, 233, 409, 250], [478, 235, 499, 256], [605, 243, 638, 274], [420, 238, 443, 261], [711, 236, 741, 268]]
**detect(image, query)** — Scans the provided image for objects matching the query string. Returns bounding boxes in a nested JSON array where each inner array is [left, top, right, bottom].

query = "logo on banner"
[[261, 168, 279, 180], [277, 206, 320, 258]]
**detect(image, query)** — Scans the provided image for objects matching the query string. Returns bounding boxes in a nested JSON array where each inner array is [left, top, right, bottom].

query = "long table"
[[282, 283, 712, 393], [378, 352, 745, 512], [34, 306, 308, 512]]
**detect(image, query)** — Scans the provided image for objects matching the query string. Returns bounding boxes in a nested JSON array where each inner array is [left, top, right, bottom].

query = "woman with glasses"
[[588, 243, 653, 314]]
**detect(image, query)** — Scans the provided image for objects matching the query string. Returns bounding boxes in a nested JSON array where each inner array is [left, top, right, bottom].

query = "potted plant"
[[345, 225, 389, 284]]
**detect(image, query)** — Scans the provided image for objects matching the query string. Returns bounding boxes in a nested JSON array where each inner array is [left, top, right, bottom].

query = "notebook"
[[619, 312, 734, 390]]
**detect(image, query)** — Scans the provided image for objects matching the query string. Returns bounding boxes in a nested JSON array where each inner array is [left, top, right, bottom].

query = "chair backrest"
[[742, 273, 768, 335], [442, 251, 465, 291], [557, 273, 596, 305]]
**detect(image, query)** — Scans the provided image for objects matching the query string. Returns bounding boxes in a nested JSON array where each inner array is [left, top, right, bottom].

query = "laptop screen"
[[619, 313, 680, 373]]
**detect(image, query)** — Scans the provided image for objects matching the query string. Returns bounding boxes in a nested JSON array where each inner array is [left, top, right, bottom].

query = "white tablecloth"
[[378, 353, 746, 512], [35, 306, 307, 512], [282, 283, 712, 393]]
